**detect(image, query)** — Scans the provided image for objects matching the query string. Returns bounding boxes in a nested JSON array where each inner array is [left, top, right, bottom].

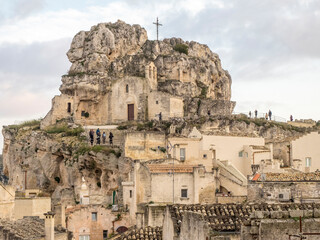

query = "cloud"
[[13, 0, 45, 19]]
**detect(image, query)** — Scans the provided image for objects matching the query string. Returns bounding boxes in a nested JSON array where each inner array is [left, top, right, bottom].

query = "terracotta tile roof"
[[254, 172, 320, 182], [147, 164, 195, 173], [110, 226, 162, 240], [170, 203, 319, 233]]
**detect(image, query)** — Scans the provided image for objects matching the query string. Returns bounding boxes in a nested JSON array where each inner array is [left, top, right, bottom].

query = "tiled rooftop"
[[148, 164, 195, 173], [111, 226, 162, 240], [170, 203, 320, 233], [253, 172, 320, 182]]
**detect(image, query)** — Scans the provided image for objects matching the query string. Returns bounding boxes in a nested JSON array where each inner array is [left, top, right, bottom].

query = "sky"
[[0, 0, 320, 152]]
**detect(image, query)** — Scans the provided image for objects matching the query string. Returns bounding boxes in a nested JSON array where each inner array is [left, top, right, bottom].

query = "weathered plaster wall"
[[14, 197, 51, 220], [111, 77, 148, 122], [124, 132, 166, 160], [0, 184, 15, 219], [292, 132, 320, 172]]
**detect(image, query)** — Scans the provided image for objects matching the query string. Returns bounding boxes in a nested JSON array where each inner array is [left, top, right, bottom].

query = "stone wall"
[[179, 211, 211, 240], [248, 181, 320, 203], [241, 210, 320, 240], [124, 132, 166, 160]]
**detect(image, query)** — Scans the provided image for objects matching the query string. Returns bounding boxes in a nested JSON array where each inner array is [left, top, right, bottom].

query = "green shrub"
[[159, 147, 166, 153], [45, 124, 84, 137], [117, 125, 128, 130], [7, 119, 41, 130], [174, 44, 189, 55]]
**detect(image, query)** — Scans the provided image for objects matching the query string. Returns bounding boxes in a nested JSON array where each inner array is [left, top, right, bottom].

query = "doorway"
[[128, 104, 134, 121]]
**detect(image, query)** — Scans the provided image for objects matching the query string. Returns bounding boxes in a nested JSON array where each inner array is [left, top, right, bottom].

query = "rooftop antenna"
[[153, 17, 162, 41]]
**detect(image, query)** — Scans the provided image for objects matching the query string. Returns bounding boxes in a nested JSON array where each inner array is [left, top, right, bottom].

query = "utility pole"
[[153, 17, 162, 41]]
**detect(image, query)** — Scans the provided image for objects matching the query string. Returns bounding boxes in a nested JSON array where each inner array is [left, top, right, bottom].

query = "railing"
[[233, 112, 287, 123]]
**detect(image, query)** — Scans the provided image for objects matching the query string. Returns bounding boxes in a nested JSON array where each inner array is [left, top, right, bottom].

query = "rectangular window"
[[238, 151, 243, 157], [103, 230, 108, 240], [81, 111, 85, 117], [181, 189, 188, 198], [306, 157, 312, 167], [92, 212, 97, 221], [80, 236, 90, 240], [180, 148, 186, 161], [67, 102, 71, 113], [129, 190, 132, 198], [203, 154, 207, 159]]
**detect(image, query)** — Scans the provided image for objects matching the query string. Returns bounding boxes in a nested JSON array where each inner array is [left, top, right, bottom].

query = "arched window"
[[126, 84, 129, 93]]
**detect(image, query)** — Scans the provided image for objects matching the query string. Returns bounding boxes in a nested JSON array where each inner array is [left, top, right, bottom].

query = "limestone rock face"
[[63, 20, 232, 101], [67, 20, 148, 74], [2, 126, 131, 205]]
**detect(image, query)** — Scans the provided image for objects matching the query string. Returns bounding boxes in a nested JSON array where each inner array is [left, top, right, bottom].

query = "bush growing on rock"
[[173, 43, 188, 55]]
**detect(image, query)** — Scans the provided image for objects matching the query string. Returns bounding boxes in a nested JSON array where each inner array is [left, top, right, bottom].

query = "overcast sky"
[[1, 0, 320, 152]]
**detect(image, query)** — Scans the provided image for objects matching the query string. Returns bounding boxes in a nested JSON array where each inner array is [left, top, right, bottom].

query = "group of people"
[[248, 109, 273, 120], [89, 128, 114, 146]]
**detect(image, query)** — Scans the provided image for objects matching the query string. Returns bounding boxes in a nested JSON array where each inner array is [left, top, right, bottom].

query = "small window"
[[67, 102, 71, 113], [238, 151, 243, 157], [92, 212, 97, 221], [126, 84, 129, 93], [180, 148, 186, 161], [81, 111, 85, 117], [244, 152, 248, 158], [156, 100, 159, 104], [203, 154, 207, 159], [80, 236, 90, 240], [129, 190, 132, 198], [279, 194, 284, 199], [103, 230, 108, 240], [181, 189, 188, 198], [306, 157, 312, 167]]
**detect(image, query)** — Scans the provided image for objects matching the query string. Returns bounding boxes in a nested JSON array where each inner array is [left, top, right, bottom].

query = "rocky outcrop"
[[2, 123, 131, 205], [62, 20, 232, 101]]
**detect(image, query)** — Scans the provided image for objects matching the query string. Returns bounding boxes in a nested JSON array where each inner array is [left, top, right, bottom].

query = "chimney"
[[44, 211, 55, 240]]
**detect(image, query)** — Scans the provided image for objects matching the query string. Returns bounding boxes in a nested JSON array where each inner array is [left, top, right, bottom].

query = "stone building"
[[168, 127, 272, 182], [291, 131, 320, 172], [248, 172, 320, 203], [66, 205, 131, 240]]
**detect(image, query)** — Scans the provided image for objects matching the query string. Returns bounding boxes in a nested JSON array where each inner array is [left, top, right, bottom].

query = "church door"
[[128, 104, 134, 121]]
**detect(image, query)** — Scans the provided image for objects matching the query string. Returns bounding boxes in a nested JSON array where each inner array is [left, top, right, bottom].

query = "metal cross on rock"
[[153, 17, 162, 41]]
